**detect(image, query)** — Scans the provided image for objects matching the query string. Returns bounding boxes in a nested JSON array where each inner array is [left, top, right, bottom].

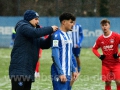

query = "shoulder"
[[112, 32, 120, 38], [96, 35, 103, 41], [112, 31, 119, 35], [52, 30, 61, 40], [15, 20, 30, 31], [75, 24, 82, 27]]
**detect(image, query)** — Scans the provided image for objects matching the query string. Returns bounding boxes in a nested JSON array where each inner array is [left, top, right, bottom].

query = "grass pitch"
[[0, 48, 116, 90]]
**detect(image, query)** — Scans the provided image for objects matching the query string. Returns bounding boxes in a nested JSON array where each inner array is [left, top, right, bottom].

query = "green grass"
[[0, 48, 117, 90]]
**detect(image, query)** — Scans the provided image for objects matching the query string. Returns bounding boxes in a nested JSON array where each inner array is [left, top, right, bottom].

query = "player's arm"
[[92, 40, 105, 60], [92, 43, 100, 57], [77, 25, 84, 47], [113, 33, 120, 58], [52, 48, 64, 75], [72, 54, 80, 72], [71, 56, 78, 81], [51, 34, 64, 75], [51, 36, 67, 82]]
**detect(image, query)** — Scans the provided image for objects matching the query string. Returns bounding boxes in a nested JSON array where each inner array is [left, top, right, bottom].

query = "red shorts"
[[102, 64, 120, 81]]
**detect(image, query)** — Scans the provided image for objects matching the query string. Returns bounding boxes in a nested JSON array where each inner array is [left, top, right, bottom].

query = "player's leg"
[[72, 47, 81, 72], [24, 80, 32, 90], [105, 81, 111, 90], [116, 80, 120, 90], [35, 61, 40, 78], [35, 49, 42, 78], [102, 65, 112, 90], [113, 64, 120, 90], [11, 76, 32, 90], [70, 48, 81, 86], [11, 78, 24, 90]]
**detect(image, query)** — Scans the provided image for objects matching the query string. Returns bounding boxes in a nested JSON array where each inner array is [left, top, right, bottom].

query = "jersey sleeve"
[[78, 25, 84, 47], [71, 56, 76, 73], [51, 33, 64, 75], [92, 38, 101, 57], [72, 54, 77, 68]]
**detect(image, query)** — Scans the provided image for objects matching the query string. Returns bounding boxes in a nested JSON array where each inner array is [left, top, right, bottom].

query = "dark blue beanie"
[[24, 10, 39, 21]]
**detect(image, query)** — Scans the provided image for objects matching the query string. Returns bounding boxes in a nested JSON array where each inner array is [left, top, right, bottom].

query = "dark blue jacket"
[[9, 20, 53, 81]]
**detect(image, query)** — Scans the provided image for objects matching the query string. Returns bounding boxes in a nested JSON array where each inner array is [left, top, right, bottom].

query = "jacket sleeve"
[[21, 24, 53, 38], [38, 35, 51, 49]]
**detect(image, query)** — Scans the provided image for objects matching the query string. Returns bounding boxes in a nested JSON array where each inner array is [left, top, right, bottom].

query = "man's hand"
[[99, 55, 105, 60], [51, 26, 58, 32], [72, 72, 78, 81], [113, 53, 119, 59], [59, 75, 67, 83], [70, 72, 78, 86]]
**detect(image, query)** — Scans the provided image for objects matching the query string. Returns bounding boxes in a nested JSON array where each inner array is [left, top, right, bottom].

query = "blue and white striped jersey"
[[51, 30, 76, 76], [68, 24, 83, 48]]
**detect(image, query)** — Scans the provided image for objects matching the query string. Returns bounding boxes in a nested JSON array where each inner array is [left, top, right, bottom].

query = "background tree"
[[99, 0, 109, 16]]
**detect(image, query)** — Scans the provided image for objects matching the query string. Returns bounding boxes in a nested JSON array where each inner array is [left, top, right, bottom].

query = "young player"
[[72, 23, 83, 72], [92, 18, 120, 90], [35, 35, 48, 78], [51, 12, 78, 90]]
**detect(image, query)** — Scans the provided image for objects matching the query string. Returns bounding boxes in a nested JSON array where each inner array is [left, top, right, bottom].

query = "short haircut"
[[100, 18, 110, 25], [59, 12, 76, 23]]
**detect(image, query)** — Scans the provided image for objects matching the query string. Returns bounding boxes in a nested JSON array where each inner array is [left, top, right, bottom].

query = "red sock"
[[117, 85, 120, 90], [105, 85, 111, 90], [35, 61, 40, 72]]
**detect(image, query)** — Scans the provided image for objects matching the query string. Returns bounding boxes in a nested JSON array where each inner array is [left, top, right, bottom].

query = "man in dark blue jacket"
[[9, 10, 58, 90]]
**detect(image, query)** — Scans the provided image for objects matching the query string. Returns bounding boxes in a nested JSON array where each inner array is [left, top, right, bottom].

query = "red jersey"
[[92, 31, 120, 65]]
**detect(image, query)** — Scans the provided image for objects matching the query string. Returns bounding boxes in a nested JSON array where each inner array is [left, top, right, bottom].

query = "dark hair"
[[100, 18, 110, 25], [59, 12, 76, 23]]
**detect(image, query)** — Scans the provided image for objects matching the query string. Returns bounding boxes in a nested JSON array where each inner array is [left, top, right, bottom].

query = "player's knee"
[[105, 81, 111, 86], [115, 80, 120, 85]]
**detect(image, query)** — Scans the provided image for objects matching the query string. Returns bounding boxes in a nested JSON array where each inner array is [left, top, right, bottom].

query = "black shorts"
[[11, 75, 32, 90]]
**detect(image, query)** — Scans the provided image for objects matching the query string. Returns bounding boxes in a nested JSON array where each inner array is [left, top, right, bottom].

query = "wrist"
[[78, 67, 81, 72]]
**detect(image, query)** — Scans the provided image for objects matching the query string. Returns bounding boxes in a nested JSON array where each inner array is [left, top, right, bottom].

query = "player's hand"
[[77, 72, 80, 77], [99, 55, 105, 60], [51, 25, 58, 32], [75, 44, 79, 48], [113, 53, 119, 59], [72, 72, 78, 81], [59, 75, 67, 83]]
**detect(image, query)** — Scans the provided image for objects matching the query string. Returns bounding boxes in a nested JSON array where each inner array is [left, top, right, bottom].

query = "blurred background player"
[[71, 22, 84, 72], [68, 22, 84, 86], [51, 12, 78, 90], [35, 35, 48, 78], [9, 29, 16, 48], [35, 48, 42, 78], [92, 18, 120, 90]]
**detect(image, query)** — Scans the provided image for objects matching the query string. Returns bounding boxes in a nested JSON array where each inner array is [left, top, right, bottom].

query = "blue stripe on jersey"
[[52, 30, 73, 76]]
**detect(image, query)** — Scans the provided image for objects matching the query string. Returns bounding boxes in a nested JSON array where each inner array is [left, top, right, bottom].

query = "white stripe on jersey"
[[67, 33, 71, 76], [60, 33, 66, 75], [72, 25, 80, 48], [60, 31, 72, 75]]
